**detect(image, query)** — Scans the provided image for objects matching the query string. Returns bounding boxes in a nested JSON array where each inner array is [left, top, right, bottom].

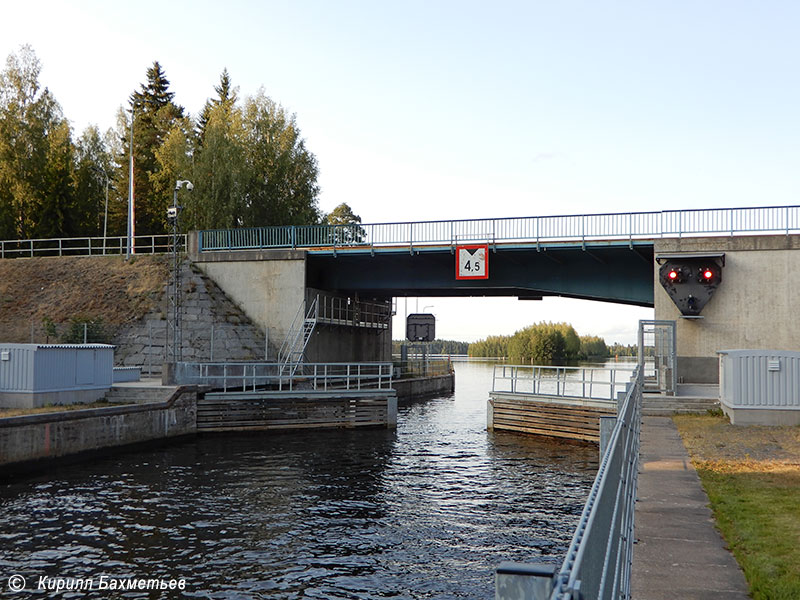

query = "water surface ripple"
[[0, 362, 597, 598]]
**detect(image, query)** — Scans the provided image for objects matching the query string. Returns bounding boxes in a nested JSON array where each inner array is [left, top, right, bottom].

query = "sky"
[[3, 1, 799, 344]]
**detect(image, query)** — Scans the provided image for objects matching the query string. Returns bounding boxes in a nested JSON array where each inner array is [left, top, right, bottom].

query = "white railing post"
[[582, 368, 586, 398]]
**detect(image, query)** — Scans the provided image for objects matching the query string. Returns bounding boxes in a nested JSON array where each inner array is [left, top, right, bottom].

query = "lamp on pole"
[[168, 180, 193, 364]]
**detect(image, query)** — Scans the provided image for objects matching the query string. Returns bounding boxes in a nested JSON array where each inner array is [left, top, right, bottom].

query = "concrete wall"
[[306, 327, 393, 363], [393, 373, 455, 400], [189, 240, 393, 364], [189, 241, 307, 346], [654, 235, 800, 383], [0, 387, 198, 470]]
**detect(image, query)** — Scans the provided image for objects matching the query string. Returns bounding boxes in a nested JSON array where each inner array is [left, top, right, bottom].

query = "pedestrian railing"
[[0, 234, 184, 258], [496, 367, 643, 600], [492, 364, 634, 402], [314, 290, 393, 329], [3, 206, 799, 259], [175, 361, 393, 393], [198, 205, 800, 253]]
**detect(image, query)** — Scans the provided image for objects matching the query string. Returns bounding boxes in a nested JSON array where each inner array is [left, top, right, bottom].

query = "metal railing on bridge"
[[175, 361, 393, 393], [198, 205, 800, 253], [496, 367, 643, 600], [3, 205, 800, 259]]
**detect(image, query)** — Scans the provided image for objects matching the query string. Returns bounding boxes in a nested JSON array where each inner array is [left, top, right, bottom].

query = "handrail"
[[496, 367, 643, 600], [175, 361, 393, 393], [198, 205, 800, 252], [492, 364, 635, 402], [314, 290, 392, 328], [277, 295, 317, 366], [4, 206, 798, 258], [0, 234, 185, 259]]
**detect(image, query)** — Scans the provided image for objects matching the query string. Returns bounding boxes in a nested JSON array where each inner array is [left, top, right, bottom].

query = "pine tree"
[[112, 61, 185, 239], [197, 68, 237, 144]]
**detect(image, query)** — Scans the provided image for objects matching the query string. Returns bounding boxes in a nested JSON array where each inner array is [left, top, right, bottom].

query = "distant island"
[[394, 321, 638, 364]]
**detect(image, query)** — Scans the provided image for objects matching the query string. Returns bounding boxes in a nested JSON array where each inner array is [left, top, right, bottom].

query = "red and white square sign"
[[456, 244, 489, 280]]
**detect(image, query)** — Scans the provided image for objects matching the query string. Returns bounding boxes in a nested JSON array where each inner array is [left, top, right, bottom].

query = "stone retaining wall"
[[114, 262, 270, 375]]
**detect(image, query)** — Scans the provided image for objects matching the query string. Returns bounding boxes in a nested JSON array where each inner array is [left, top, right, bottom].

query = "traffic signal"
[[666, 267, 685, 283], [698, 266, 718, 284], [657, 255, 724, 316]]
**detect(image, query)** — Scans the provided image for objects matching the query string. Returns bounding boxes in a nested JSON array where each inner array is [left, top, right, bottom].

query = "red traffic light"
[[701, 268, 714, 282], [665, 267, 684, 283]]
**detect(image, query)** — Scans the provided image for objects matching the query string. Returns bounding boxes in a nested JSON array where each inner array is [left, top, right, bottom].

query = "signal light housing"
[[657, 254, 725, 316]]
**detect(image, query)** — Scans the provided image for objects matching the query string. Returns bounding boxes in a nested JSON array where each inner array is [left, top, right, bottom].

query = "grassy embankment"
[[0, 254, 167, 343], [0, 256, 166, 417], [674, 413, 800, 600]]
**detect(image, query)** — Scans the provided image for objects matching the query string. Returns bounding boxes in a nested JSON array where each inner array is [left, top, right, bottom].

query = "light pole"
[[168, 180, 193, 364], [126, 102, 140, 260], [92, 165, 110, 254], [102, 171, 109, 254]]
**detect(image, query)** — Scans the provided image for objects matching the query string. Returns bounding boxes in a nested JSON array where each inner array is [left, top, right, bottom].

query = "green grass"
[[695, 464, 800, 600], [675, 415, 800, 600]]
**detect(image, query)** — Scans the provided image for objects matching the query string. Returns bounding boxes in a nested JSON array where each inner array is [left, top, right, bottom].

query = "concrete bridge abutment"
[[654, 234, 800, 384], [187, 233, 392, 363]]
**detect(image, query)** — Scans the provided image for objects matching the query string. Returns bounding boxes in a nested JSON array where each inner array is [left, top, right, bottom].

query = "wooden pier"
[[488, 393, 616, 443], [488, 364, 631, 443], [197, 389, 397, 432]]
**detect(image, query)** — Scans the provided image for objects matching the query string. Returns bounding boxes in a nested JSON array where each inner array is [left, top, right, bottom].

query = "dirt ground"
[[0, 255, 168, 342], [675, 413, 800, 465]]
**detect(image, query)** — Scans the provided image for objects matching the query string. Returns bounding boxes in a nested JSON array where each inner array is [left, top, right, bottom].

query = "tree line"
[[0, 45, 359, 242], [468, 322, 633, 364], [393, 323, 637, 364]]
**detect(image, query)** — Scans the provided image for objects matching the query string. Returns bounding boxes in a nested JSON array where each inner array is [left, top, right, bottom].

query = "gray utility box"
[[718, 349, 800, 425], [0, 344, 114, 408]]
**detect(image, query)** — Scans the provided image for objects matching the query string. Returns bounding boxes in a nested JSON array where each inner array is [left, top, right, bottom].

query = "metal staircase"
[[278, 295, 319, 376]]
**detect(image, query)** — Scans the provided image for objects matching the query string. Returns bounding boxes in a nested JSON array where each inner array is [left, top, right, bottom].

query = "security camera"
[[186, 182, 194, 191], [166, 206, 178, 220]]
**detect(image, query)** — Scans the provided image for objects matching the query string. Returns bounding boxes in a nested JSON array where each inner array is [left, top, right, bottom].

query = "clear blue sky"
[[4, 1, 798, 344]]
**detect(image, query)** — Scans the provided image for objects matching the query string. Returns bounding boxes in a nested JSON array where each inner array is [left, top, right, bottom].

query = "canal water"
[[0, 361, 597, 599]]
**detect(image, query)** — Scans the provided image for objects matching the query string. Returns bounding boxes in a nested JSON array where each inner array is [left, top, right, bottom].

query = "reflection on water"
[[0, 361, 597, 599]]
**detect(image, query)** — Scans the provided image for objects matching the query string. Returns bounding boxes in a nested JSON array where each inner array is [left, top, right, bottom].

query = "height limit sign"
[[456, 244, 489, 280]]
